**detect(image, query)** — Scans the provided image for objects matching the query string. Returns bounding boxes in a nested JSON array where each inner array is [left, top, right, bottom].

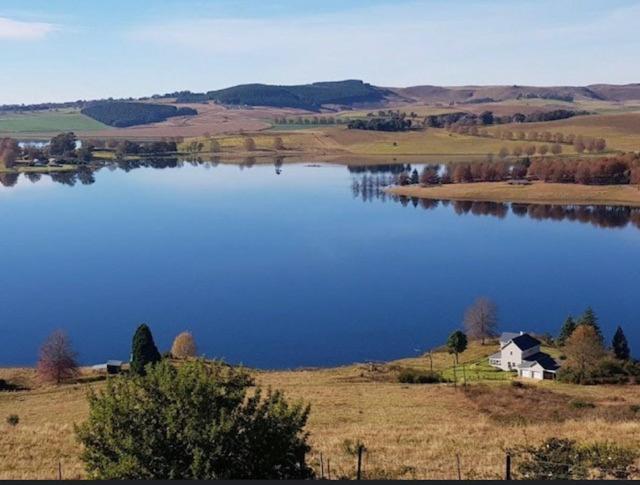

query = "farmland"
[[0, 110, 108, 136], [2, 341, 640, 480]]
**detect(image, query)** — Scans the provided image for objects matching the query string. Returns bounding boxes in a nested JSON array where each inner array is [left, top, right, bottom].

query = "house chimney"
[[520, 331, 524, 335]]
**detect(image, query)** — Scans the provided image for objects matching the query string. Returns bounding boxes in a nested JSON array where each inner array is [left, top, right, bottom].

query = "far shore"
[[387, 181, 640, 207]]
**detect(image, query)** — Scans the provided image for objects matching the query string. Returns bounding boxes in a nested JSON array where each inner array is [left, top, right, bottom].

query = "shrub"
[[398, 368, 444, 384], [171, 331, 197, 359], [6, 414, 19, 426], [75, 360, 312, 479], [514, 438, 637, 480], [569, 399, 596, 409]]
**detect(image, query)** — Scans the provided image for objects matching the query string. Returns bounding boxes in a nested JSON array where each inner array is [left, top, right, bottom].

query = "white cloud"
[[0, 16, 57, 40]]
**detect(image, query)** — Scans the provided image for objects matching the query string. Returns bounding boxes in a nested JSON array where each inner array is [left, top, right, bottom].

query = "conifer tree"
[[557, 316, 577, 346], [611, 326, 630, 361], [130, 324, 161, 376], [578, 307, 603, 343]]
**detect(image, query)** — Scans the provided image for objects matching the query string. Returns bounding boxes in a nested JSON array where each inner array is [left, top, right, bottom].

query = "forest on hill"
[[81, 102, 197, 127]]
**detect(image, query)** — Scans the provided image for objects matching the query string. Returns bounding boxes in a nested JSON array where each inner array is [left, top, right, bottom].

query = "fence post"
[[462, 364, 467, 388], [58, 460, 62, 480], [505, 453, 511, 480], [327, 458, 331, 480], [356, 444, 364, 480], [455, 453, 462, 480], [453, 365, 457, 389], [320, 452, 324, 479]]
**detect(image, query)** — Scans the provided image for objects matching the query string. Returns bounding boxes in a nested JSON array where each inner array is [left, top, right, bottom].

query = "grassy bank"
[[388, 181, 640, 207], [2, 341, 640, 479]]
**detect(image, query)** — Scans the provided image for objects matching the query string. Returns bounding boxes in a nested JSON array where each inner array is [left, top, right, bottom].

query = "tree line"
[[395, 153, 640, 187], [424, 109, 585, 128]]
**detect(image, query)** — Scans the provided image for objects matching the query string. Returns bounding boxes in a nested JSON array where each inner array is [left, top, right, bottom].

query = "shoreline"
[[387, 181, 640, 207]]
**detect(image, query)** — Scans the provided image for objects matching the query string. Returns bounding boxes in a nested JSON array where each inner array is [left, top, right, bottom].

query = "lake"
[[1, 160, 639, 368]]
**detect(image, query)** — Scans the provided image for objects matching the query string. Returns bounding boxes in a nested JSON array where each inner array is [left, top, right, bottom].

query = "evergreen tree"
[[611, 326, 630, 361], [557, 316, 577, 346], [446, 330, 468, 365], [130, 324, 161, 376], [410, 168, 419, 184], [578, 307, 603, 343]]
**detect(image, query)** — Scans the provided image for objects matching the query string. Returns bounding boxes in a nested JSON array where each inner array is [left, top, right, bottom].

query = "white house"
[[488, 332, 559, 380]]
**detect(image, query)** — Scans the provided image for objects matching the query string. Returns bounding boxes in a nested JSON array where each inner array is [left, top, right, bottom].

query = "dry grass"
[[388, 181, 640, 207], [489, 112, 640, 151], [3, 344, 640, 479]]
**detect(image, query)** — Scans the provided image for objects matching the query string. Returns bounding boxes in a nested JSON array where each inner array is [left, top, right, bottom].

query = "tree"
[[561, 325, 605, 383], [273, 136, 285, 150], [410, 168, 419, 184], [611, 326, 630, 361], [130, 324, 161, 376], [0, 137, 19, 168], [446, 330, 468, 364], [578, 307, 603, 343], [37, 330, 79, 384], [557, 316, 577, 346], [48, 132, 77, 156], [463, 297, 498, 344], [75, 360, 313, 479], [243, 137, 256, 151], [550, 143, 562, 155], [209, 138, 221, 153], [171, 331, 197, 359]]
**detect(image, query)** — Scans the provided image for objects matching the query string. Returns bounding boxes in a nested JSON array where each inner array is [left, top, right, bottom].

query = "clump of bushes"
[[569, 399, 596, 409], [397, 368, 446, 384], [514, 437, 637, 480], [6, 414, 19, 426]]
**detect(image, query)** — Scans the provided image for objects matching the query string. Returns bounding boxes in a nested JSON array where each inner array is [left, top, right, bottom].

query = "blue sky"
[[1, 0, 639, 104]]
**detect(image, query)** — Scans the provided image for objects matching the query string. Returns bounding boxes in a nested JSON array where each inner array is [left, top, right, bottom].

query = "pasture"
[[0, 110, 107, 135]]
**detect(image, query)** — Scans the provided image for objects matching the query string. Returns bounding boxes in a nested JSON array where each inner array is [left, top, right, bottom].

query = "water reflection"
[[4, 160, 640, 231]]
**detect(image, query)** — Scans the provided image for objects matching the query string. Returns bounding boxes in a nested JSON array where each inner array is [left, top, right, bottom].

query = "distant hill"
[[205, 80, 390, 111], [390, 84, 640, 104], [82, 102, 197, 128]]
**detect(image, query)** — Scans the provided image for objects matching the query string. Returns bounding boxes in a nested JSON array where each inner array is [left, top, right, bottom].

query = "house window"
[[510, 351, 513, 355]]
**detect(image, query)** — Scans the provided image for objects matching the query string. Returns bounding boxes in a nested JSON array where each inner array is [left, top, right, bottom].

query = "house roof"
[[509, 333, 541, 351], [106, 360, 123, 366], [518, 352, 559, 371], [499, 332, 520, 343]]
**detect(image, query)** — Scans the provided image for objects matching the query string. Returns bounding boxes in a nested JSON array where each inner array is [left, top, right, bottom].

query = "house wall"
[[499, 342, 522, 371], [519, 363, 545, 380]]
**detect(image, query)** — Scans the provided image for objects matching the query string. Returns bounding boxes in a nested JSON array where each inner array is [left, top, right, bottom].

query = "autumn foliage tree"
[[37, 330, 79, 384], [171, 331, 197, 359], [463, 297, 498, 345], [560, 325, 605, 383]]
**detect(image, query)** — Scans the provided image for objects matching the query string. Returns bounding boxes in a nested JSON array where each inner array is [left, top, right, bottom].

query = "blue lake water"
[[1, 161, 639, 368]]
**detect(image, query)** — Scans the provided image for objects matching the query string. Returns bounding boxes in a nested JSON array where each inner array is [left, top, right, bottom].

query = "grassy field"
[[2, 341, 640, 479], [0, 109, 108, 135], [388, 181, 640, 207], [488, 112, 640, 152]]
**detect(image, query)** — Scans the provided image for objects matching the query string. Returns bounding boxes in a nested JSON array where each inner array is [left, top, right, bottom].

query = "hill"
[[80, 102, 197, 128], [206, 80, 390, 111], [391, 84, 640, 104]]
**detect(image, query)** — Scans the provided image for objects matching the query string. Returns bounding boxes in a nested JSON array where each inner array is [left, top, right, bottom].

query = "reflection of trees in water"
[[347, 164, 412, 174], [351, 173, 397, 202], [0, 173, 19, 187], [393, 196, 640, 230]]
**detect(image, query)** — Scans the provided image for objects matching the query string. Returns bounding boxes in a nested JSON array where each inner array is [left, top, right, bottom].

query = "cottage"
[[91, 360, 123, 375], [489, 331, 559, 380]]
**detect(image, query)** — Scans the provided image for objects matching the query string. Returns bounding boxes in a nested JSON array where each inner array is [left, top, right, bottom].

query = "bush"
[[398, 368, 445, 384], [514, 437, 637, 480], [75, 360, 313, 479], [6, 414, 19, 426], [569, 399, 596, 409]]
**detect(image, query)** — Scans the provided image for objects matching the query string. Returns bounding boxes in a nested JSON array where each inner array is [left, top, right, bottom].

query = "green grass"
[[0, 109, 108, 134]]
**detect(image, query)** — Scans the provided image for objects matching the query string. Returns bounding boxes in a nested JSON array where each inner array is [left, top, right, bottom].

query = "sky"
[[1, 0, 639, 104]]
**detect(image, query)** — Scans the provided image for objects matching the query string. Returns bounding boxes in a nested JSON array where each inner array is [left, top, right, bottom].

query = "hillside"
[[206, 80, 390, 111], [81, 102, 197, 128], [2, 341, 640, 479], [391, 84, 640, 104]]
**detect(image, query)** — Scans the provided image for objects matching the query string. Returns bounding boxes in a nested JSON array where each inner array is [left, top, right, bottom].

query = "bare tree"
[[463, 297, 498, 345], [37, 330, 79, 384]]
